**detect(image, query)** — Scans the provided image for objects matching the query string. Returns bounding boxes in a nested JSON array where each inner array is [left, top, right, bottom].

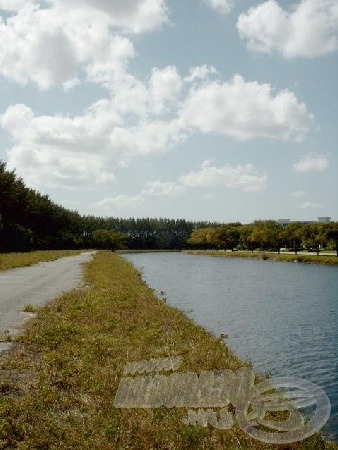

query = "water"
[[122, 252, 338, 442]]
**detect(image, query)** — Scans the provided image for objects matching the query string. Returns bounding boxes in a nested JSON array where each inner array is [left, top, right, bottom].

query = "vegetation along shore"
[[1, 162, 338, 256], [184, 250, 338, 266], [0, 251, 337, 449]]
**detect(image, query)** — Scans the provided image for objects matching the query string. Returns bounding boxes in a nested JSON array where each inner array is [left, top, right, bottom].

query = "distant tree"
[[301, 224, 323, 255], [214, 224, 241, 251], [188, 227, 218, 249], [239, 225, 255, 252], [325, 223, 338, 256], [92, 229, 127, 251], [284, 223, 304, 255]]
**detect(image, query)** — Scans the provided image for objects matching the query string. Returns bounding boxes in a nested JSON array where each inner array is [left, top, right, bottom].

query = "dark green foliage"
[[2, 160, 336, 254], [0, 162, 83, 252], [0, 161, 216, 252]]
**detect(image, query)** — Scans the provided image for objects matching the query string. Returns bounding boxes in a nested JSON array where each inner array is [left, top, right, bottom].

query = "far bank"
[[184, 249, 338, 266]]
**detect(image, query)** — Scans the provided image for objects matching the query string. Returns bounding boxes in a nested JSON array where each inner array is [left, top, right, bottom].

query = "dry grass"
[[0, 251, 336, 449], [0, 250, 84, 271]]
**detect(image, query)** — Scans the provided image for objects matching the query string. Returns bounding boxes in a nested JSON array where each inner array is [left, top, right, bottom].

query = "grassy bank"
[[0, 252, 336, 449], [185, 250, 338, 266], [0, 250, 84, 271]]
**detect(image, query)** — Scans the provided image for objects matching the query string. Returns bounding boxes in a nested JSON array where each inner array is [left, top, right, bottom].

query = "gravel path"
[[0, 251, 95, 352]]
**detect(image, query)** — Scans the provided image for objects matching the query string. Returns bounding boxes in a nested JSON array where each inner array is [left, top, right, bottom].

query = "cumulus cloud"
[[90, 181, 184, 214], [149, 66, 183, 114], [141, 180, 185, 197], [180, 74, 313, 140], [237, 0, 338, 58], [91, 159, 266, 214], [1, 102, 184, 188], [48, 0, 168, 34], [0, 67, 314, 189], [293, 152, 329, 172], [0, 0, 35, 11], [92, 195, 145, 211], [297, 201, 324, 209], [184, 65, 218, 83], [0, 0, 167, 90], [179, 160, 267, 192], [204, 0, 232, 15]]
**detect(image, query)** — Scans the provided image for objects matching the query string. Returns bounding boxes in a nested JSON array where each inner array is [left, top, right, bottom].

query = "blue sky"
[[0, 0, 337, 222]]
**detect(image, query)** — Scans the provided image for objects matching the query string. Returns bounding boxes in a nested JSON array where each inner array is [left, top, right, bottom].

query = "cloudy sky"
[[0, 0, 337, 222]]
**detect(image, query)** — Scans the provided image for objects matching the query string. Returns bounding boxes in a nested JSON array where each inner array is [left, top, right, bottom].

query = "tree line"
[[1, 161, 337, 254], [188, 220, 338, 256], [0, 161, 216, 252]]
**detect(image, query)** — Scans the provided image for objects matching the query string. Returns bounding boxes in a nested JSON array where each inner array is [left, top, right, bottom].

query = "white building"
[[317, 217, 331, 223], [276, 217, 331, 226]]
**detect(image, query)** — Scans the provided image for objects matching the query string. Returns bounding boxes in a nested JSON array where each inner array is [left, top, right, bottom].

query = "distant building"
[[277, 219, 290, 226], [276, 217, 331, 226], [317, 217, 331, 223]]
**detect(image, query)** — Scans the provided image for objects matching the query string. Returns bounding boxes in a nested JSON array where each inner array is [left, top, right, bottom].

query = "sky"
[[0, 0, 337, 223]]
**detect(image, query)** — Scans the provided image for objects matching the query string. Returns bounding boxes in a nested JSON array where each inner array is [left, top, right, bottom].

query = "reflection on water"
[[123, 252, 338, 442]]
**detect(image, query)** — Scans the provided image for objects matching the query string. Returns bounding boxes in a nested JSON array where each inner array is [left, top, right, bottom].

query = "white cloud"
[[91, 159, 266, 214], [62, 78, 81, 92], [179, 160, 267, 192], [49, 0, 168, 34], [0, 0, 35, 11], [180, 74, 313, 141], [0, 102, 185, 188], [204, 0, 232, 15], [184, 65, 218, 83], [297, 201, 324, 209], [0, 1, 165, 90], [141, 180, 185, 197], [0, 65, 315, 189], [293, 152, 329, 172], [149, 66, 183, 114], [92, 195, 144, 211], [237, 0, 338, 58], [291, 190, 306, 197]]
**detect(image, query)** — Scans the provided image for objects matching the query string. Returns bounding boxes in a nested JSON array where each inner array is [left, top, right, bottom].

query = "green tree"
[[188, 227, 218, 249], [92, 229, 127, 251], [325, 223, 338, 256], [284, 223, 304, 255]]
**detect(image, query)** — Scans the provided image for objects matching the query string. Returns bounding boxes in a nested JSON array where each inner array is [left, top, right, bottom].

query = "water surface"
[[123, 252, 338, 442]]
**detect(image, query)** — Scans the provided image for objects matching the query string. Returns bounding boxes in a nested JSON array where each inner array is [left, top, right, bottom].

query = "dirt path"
[[0, 251, 95, 352]]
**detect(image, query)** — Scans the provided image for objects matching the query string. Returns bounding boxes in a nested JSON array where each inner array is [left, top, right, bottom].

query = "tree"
[[301, 224, 322, 255], [92, 229, 127, 251], [188, 227, 218, 249], [325, 223, 338, 256], [239, 225, 255, 252], [284, 223, 304, 255]]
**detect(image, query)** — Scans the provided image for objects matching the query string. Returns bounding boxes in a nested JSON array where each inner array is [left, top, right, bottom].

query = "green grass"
[[0, 250, 84, 271], [0, 251, 336, 449], [185, 250, 338, 266]]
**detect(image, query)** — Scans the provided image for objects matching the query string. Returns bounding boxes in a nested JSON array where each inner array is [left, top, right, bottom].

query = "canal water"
[[122, 252, 338, 442]]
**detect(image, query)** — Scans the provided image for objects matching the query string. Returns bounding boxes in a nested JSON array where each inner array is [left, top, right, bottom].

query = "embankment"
[[0, 251, 336, 449]]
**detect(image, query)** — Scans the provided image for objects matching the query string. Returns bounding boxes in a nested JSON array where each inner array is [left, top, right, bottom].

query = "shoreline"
[[0, 251, 336, 448], [184, 249, 338, 266]]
